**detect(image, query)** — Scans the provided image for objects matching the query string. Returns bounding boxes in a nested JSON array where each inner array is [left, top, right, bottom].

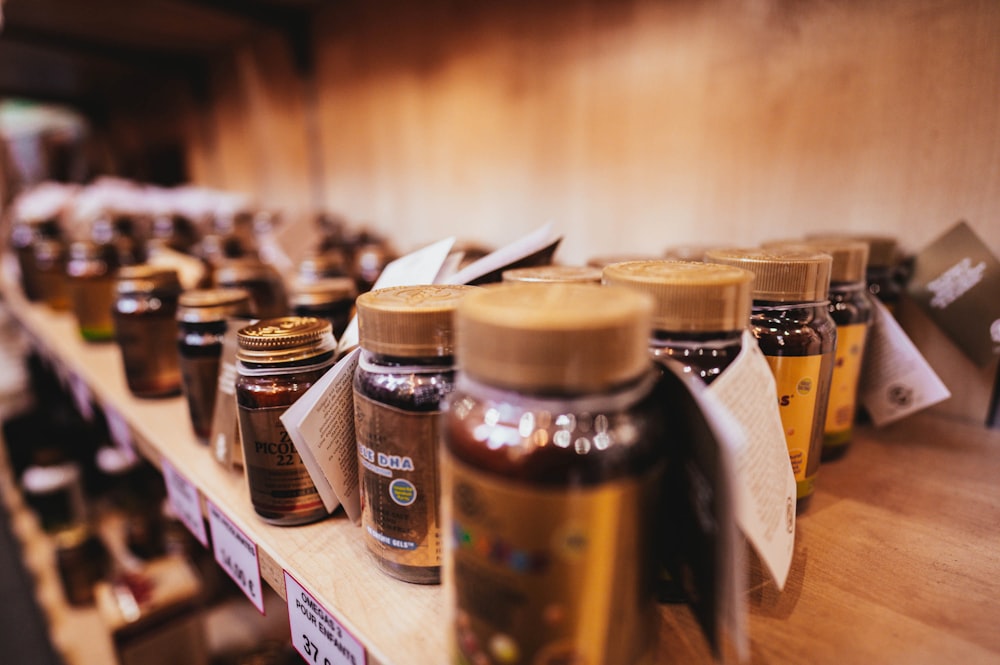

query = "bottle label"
[[179, 352, 222, 440], [354, 392, 440, 569], [441, 452, 658, 665], [765, 354, 824, 487], [238, 405, 325, 521], [824, 323, 869, 436], [115, 312, 181, 395]]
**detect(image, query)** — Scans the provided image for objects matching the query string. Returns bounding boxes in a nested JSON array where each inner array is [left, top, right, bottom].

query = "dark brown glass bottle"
[[215, 257, 288, 319], [289, 276, 357, 341], [602, 259, 752, 384], [442, 283, 664, 665], [113, 266, 183, 397], [177, 288, 252, 444], [706, 249, 836, 509], [354, 284, 477, 584], [236, 317, 335, 526]]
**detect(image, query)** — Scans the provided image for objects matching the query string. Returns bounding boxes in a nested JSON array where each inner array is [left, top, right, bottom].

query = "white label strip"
[[162, 460, 208, 547], [207, 500, 264, 613], [286, 571, 366, 665]]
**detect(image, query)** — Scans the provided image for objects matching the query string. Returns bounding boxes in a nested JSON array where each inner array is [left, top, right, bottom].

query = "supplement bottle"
[[354, 284, 477, 584], [705, 249, 836, 508], [442, 282, 665, 665], [113, 266, 183, 397], [766, 240, 872, 460], [215, 257, 288, 319], [236, 317, 334, 526], [602, 259, 752, 384], [66, 240, 119, 341], [177, 288, 252, 444], [289, 276, 357, 340]]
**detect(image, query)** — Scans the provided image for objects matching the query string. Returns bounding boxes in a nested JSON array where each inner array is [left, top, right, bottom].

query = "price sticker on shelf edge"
[[285, 571, 366, 665], [162, 460, 208, 547], [207, 499, 264, 613]]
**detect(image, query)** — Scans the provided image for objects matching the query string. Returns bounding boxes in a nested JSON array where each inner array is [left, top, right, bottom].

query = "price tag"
[[104, 406, 138, 460], [67, 373, 95, 422], [207, 500, 264, 613], [286, 571, 366, 665], [162, 460, 208, 547]]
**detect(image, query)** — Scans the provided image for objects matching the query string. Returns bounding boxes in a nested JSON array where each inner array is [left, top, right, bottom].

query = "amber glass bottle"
[[442, 283, 665, 665], [602, 260, 752, 384], [66, 240, 119, 341], [113, 266, 183, 397], [354, 284, 477, 584], [177, 288, 252, 444], [236, 317, 334, 526], [289, 276, 357, 341], [706, 249, 836, 508], [766, 239, 873, 460], [215, 257, 288, 319]]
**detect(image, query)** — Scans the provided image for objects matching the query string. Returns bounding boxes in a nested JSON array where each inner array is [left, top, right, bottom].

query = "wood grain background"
[[178, 0, 999, 266]]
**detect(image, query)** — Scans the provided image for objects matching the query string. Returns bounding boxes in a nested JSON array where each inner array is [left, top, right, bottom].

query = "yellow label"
[[355, 392, 441, 569], [765, 354, 824, 489], [442, 452, 658, 665], [824, 323, 868, 436]]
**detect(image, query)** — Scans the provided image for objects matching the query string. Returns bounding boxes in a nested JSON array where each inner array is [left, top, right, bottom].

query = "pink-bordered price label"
[[285, 571, 366, 665], [207, 499, 264, 613], [162, 460, 208, 547]]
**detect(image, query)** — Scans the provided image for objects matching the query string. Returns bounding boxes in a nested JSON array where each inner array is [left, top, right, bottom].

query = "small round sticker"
[[389, 478, 417, 506]]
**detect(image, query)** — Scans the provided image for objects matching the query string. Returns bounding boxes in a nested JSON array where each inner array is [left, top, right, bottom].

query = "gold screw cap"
[[236, 316, 335, 364]]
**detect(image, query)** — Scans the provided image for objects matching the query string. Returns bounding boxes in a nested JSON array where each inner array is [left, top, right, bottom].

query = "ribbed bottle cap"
[[502, 265, 603, 284], [705, 248, 832, 302], [456, 283, 653, 393], [115, 265, 181, 295], [289, 277, 358, 307], [178, 288, 253, 322], [806, 233, 897, 268], [602, 260, 753, 332], [356, 285, 478, 358], [236, 316, 335, 364], [763, 239, 869, 283]]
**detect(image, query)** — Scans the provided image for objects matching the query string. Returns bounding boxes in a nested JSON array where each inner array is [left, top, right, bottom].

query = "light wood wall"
[[185, 0, 1000, 265]]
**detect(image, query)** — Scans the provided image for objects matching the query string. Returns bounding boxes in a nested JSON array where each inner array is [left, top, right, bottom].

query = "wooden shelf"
[[4, 263, 1000, 664]]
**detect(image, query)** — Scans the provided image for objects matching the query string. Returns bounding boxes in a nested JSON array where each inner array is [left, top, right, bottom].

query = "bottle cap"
[[705, 248, 832, 302], [456, 283, 653, 393], [356, 285, 477, 358], [115, 265, 181, 295], [763, 239, 869, 283], [502, 265, 603, 284], [236, 316, 335, 364], [602, 260, 753, 332], [178, 288, 253, 322]]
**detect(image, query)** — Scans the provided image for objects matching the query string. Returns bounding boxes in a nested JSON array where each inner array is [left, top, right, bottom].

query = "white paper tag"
[[441, 222, 559, 285], [281, 348, 362, 522], [162, 460, 208, 547], [104, 406, 139, 462], [336, 238, 456, 356], [707, 330, 797, 591], [67, 373, 95, 422], [208, 499, 264, 613], [286, 571, 366, 665], [859, 298, 951, 426]]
